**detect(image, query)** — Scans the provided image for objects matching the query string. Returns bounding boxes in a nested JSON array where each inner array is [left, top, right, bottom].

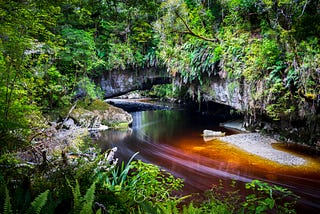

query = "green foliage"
[[92, 151, 186, 213], [68, 180, 96, 214], [201, 180, 241, 213], [146, 84, 178, 100], [0, 0, 317, 212], [80, 182, 96, 214], [2, 185, 49, 214], [155, 0, 320, 144], [69, 180, 82, 213], [105, 43, 135, 70], [27, 190, 50, 214], [3, 187, 12, 214], [127, 160, 184, 203], [243, 38, 282, 81], [0, 0, 61, 150], [243, 180, 299, 213], [59, 27, 99, 74], [75, 77, 103, 100], [182, 202, 202, 214], [98, 152, 138, 193]]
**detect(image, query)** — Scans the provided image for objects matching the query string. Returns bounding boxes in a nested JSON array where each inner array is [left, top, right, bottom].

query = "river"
[[93, 109, 320, 213]]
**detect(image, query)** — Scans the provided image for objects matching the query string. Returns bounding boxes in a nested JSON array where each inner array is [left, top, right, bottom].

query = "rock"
[[69, 108, 99, 128], [203, 129, 226, 137], [63, 118, 76, 129], [220, 120, 247, 132], [127, 92, 142, 99], [69, 99, 133, 129], [105, 98, 171, 112]]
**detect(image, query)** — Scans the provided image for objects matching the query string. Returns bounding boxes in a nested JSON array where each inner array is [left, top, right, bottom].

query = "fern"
[[3, 187, 12, 214], [27, 190, 50, 214], [68, 180, 82, 213], [68, 180, 96, 214], [80, 182, 96, 214], [182, 202, 202, 214]]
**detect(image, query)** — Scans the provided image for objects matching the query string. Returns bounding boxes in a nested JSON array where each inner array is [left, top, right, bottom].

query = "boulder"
[[63, 118, 76, 129], [203, 129, 226, 137], [69, 108, 99, 128], [69, 99, 133, 129]]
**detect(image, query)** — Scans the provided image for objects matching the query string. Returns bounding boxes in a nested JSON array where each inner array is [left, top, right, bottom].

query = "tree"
[[0, 0, 60, 148]]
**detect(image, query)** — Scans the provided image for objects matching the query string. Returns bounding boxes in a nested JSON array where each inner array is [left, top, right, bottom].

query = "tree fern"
[[3, 187, 12, 214], [27, 190, 50, 214]]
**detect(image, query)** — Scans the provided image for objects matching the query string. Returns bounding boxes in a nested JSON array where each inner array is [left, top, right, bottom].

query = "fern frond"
[[27, 190, 49, 214], [68, 179, 82, 213], [3, 187, 12, 214], [80, 182, 96, 214]]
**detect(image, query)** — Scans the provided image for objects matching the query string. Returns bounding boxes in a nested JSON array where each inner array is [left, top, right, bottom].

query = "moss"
[[201, 82, 215, 98], [108, 122, 130, 129], [67, 129, 90, 153], [227, 81, 239, 99], [58, 105, 77, 119], [86, 99, 110, 111], [305, 93, 317, 100], [72, 107, 87, 115]]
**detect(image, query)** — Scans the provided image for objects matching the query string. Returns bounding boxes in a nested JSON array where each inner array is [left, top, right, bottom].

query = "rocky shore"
[[18, 99, 133, 163], [218, 132, 306, 166]]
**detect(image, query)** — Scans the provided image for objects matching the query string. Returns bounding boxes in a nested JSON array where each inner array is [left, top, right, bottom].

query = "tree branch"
[[58, 100, 78, 129], [175, 11, 218, 43], [299, 0, 310, 18]]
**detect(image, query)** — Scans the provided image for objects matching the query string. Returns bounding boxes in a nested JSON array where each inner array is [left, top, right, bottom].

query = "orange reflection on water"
[[96, 109, 320, 212], [173, 131, 320, 187]]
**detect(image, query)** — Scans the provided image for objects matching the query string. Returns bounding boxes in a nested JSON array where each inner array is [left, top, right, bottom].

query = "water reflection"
[[92, 128, 133, 152], [94, 110, 320, 212]]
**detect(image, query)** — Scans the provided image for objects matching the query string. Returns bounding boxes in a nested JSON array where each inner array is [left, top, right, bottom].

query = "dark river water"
[[93, 109, 320, 213]]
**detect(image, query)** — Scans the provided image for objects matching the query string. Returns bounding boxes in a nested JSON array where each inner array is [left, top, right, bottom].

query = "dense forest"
[[1, 0, 319, 213]]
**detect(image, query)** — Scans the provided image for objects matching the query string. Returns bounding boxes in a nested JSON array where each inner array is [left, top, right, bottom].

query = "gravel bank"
[[219, 133, 306, 166]]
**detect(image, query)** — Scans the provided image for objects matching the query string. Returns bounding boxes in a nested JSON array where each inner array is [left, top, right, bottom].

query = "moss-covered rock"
[[69, 99, 132, 129], [70, 108, 98, 128]]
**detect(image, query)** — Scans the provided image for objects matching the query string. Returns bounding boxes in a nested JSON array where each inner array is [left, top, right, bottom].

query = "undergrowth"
[[0, 148, 299, 213]]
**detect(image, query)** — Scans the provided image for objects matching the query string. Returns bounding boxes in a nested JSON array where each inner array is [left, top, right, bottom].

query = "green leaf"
[[80, 182, 96, 214], [3, 187, 12, 214], [27, 190, 50, 214]]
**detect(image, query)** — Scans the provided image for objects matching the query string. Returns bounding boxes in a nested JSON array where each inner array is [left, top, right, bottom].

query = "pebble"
[[219, 133, 306, 166]]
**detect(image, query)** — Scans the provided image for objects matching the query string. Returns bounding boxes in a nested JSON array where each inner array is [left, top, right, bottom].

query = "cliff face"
[[175, 72, 319, 146], [96, 68, 171, 98], [95, 67, 319, 146]]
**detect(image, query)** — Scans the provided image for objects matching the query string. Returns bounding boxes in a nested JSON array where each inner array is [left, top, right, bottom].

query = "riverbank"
[[218, 132, 307, 166]]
